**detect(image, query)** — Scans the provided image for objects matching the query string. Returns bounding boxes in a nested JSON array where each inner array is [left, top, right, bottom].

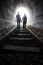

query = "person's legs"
[[24, 22, 25, 28], [17, 21, 18, 28], [17, 21, 19, 29], [25, 23, 26, 28], [19, 22, 20, 30]]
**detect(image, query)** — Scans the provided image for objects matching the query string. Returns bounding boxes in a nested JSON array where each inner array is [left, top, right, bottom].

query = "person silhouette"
[[16, 12, 21, 29], [22, 14, 27, 29]]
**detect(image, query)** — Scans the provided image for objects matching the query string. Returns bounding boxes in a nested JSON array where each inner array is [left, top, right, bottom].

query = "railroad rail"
[[0, 27, 43, 65]]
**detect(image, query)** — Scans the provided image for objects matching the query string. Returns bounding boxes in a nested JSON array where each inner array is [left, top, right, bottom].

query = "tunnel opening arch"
[[12, 4, 33, 26]]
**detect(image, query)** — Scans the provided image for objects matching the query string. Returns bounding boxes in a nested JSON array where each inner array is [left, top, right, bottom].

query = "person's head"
[[24, 14, 26, 17], [18, 12, 19, 15]]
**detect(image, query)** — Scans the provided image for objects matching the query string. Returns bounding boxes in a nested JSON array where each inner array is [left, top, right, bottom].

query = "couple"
[[16, 12, 27, 29]]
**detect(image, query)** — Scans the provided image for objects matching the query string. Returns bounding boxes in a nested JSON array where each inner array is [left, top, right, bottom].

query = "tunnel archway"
[[12, 5, 32, 26]]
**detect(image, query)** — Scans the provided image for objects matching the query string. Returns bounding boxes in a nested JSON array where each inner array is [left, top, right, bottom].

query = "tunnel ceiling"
[[0, 0, 43, 19], [0, 0, 43, 29]]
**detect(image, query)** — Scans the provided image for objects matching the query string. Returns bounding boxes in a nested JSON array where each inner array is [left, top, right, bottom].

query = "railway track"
[[0, 27, 43, 65]]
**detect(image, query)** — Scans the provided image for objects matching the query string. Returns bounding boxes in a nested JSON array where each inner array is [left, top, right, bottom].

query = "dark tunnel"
[[0, 0, 43, 28], [0, 0, 43, 65]]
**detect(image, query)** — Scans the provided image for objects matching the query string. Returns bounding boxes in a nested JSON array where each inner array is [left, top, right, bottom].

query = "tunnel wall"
[[0, 0, 43, 29]]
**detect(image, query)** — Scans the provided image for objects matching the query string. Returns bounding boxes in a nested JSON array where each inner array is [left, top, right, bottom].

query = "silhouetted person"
[[16, 12, 21, 29], [22, 14, 27, 29]]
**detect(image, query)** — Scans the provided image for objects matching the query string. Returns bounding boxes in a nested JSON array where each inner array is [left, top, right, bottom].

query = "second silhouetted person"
[[22, 14, 27, 29]]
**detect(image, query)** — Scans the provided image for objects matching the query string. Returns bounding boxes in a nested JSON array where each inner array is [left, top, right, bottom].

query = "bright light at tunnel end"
[[13, 6, 32, 26], [15, 7, 29, 19]]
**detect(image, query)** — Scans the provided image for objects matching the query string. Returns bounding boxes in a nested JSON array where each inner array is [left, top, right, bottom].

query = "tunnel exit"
[[12, 6, 32, 26]]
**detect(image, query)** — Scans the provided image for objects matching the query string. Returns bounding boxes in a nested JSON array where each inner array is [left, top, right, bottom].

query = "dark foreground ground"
[[0, 26, 43, 65]]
